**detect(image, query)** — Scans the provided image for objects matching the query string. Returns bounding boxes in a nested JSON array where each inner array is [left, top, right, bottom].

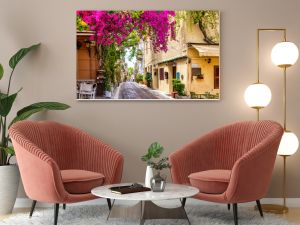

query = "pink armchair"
[[9, 120, 124, 225], [169, 120, 283, 225]]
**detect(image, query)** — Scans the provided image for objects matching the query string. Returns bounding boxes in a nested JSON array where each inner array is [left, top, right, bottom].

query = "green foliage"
[[0, 64, 3, 80], [135, 74, 144, 83], [130, 11, 143, 19], [0, 43, 70, 166], [9, 43, 41, 69], [204, 92, 219, 99], [114, 64, 122, 84], [104, 77, 112, 91], [176, 11, 219, 44], [136, 49, 143, 60], [190, 11, 219, 44], [122, 31, 141, 61], [102, 44, 121, 87], [145, 72, 152, 87], [76, 16, 89, 31], [148, 157, 171, 171], [2, 147, 14, 156], [190, 11, 218, 27], [0, 93, 18, 117], [172, 79, 185, 96], [141, 142, 164, 162], [141, 142, 171, 171], [9, 102, 70, 128], [128, 67, 134, 76]]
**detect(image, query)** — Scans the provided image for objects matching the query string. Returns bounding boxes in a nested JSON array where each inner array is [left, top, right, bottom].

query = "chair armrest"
[[169, 131, 218, 184], [225, 132, 282, 203], [11, 139, 67, 203], [74, 132, 124, 185]]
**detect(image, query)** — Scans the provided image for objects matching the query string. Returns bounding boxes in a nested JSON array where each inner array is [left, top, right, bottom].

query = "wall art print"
[[76, 10, 220, 100]]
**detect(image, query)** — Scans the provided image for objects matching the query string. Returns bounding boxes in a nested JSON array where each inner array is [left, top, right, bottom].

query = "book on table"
[[110, 183, 151, 194]]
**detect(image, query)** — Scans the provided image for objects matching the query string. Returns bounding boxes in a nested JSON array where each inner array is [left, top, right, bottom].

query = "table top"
[[91, 183, 199, 201]]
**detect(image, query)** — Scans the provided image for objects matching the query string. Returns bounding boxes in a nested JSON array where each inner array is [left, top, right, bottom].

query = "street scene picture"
[[76, 10, 220, 100]]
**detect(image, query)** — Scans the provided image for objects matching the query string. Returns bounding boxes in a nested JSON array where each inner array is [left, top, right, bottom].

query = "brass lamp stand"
[[260, 155, 289, 214], [252, 28, 299, 214]]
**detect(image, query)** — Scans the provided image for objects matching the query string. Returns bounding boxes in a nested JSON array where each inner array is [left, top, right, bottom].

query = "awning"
[[191, 45, 219, 57], [156, 56, 188, 65]]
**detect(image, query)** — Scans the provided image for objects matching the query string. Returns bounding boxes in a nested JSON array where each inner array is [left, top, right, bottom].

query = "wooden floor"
[[1, 207, 300, 224]]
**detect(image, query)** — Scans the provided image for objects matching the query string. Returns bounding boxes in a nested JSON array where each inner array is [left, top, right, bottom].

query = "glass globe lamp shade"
[[244, 83, 272, 108], [271, 42, 299, 67], [277, 131, 299, 156]]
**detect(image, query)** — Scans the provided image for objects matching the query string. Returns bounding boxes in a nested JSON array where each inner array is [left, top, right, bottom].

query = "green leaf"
[[2, 147, 15, 156], [148, 142, 164, 158], [9, 102, 70, 127], [9, 43, 41, 69], [0, 93, 8, 99], [0, 92, 18, 116], [0, 64, 3, 80], [141, 154, 151, 162], [17, 102, 70, 116]]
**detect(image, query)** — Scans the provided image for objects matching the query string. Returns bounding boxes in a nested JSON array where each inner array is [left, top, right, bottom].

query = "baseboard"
[[14, 197, 300, 208]]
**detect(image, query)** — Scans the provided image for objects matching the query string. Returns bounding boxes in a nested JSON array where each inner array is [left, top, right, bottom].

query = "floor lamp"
[[270, 34, 299, 213], [244, 28, 299, 214]]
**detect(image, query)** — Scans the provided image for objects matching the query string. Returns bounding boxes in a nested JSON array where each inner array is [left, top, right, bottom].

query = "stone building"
[[144, 13, 220, 98]]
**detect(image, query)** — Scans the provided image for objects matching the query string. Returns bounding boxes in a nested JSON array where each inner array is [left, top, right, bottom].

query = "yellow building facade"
[[144, 13, 220, 99]]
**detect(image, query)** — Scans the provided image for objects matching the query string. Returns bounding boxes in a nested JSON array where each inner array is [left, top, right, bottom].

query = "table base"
[[107, 200, 191, 225]]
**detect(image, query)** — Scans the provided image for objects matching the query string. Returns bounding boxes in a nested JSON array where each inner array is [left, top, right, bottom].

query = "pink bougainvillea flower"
[[77, 10, 176, 52]]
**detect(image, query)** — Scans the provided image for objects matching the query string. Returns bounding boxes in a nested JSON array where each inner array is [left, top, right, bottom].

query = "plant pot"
[[176, 95, 190, 99], [0, 165, 20, 215], [104, 91, 112, 98], [145, 165, 153, 188]]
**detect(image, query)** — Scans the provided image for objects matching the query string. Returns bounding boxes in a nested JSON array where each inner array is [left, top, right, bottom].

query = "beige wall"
[[1, 0, 300, 198], [189, 55, 219, 94], [157, 66, 171, 93]]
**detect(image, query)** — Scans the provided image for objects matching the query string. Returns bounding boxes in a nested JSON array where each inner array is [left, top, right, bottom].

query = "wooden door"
[[214, 66, 220, 89], [77, 34, 98, 80]]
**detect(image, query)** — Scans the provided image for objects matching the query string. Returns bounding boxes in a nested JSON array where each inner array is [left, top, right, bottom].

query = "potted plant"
[[103, 76, 112, 98], [196, 74, 204, 79], [172, 79, 189, 99], [0, 43, 70, 215], [135, 74, 144, 84], [141, 142, 171, 191]]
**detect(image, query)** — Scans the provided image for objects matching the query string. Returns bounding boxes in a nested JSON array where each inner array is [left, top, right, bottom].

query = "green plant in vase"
[[141, 142, 171, 191], [0, 43, 70, 214]]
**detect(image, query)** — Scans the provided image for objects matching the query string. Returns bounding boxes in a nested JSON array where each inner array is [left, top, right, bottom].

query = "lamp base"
[[255, 204, 288, 214]]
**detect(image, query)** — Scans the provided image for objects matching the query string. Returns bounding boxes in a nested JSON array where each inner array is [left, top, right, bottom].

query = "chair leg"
[[54, 204, 59, 225], [107, 198, 112, 210], [233, 203, 238, 225], [227, 204, 230, 210], [181, 198, 187, 208], [256, 200, 264, 217], [63, 204, 66, 210], [29, 200, 37, 217]]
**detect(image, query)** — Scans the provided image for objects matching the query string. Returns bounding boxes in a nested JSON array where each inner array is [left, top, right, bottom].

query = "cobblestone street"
[[116, 82, 171, 99]]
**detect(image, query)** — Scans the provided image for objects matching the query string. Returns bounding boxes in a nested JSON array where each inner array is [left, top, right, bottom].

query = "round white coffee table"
[[92, 183, 199, 225]]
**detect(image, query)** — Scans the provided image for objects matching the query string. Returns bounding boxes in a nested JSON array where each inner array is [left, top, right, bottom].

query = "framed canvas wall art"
[[76, 10, 220, 100]]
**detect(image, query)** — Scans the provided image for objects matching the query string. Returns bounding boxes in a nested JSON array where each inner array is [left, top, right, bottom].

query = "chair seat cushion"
[[61, 170, 105, 194], [188, 170, 231, 194]]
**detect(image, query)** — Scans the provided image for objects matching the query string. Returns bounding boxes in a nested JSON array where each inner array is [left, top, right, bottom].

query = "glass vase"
[[150, 171, 166, 192]]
